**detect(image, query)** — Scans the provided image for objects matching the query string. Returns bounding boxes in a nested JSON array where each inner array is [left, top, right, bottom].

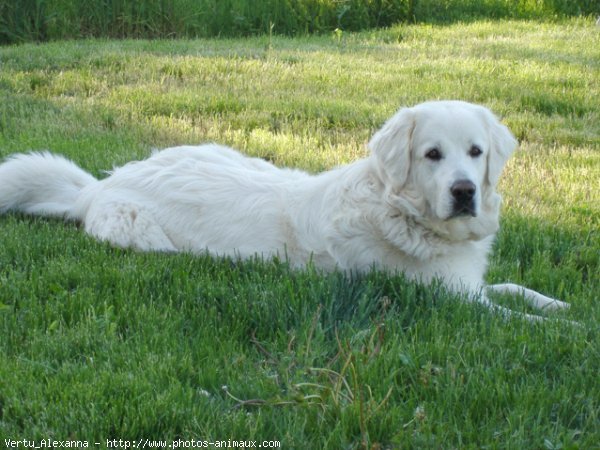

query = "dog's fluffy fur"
[[0, 101, 569, 319]]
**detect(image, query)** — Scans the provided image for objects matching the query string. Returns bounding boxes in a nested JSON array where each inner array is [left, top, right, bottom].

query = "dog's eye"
[[469, 145, 483, 158], [425, 148, 442, 161]]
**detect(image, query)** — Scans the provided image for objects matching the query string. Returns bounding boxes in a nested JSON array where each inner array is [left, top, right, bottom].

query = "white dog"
[[0, 101, 569, 320]]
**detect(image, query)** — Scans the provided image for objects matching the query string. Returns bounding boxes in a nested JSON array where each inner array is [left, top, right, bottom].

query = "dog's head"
[[369, 101, 517, 241]]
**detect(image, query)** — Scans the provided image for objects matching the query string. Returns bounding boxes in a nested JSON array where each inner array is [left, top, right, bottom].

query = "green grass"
[[0, 19, 599, 449]]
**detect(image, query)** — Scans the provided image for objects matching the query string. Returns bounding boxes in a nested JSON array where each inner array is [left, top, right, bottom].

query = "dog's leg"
[[476, 292, 581, 327], [474, 294, 546, 322], [83, 199, 176, 252], [487, 283, 570, 311]]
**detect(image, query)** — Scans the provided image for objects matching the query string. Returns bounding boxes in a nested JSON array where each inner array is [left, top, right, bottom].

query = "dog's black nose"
[[451, 180, 476, 200]]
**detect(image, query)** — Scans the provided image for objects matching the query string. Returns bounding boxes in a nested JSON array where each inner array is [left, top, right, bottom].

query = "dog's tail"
[[0, 152, 97, 220]]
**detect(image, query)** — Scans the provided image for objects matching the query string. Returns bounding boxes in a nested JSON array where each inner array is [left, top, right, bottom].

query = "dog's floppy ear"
[[369, 107, 415, 191], [481, 108, 518, 187]]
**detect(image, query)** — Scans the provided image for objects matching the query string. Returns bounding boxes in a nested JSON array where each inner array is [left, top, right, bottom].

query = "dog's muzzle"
[[449, 179, 477, 218]]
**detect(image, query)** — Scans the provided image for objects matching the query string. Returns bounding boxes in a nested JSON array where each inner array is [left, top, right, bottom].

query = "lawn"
[[0, 19, 599, 449]]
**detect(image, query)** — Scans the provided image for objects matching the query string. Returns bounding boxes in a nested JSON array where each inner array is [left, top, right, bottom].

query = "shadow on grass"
[[489, 211, 598, 307]]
